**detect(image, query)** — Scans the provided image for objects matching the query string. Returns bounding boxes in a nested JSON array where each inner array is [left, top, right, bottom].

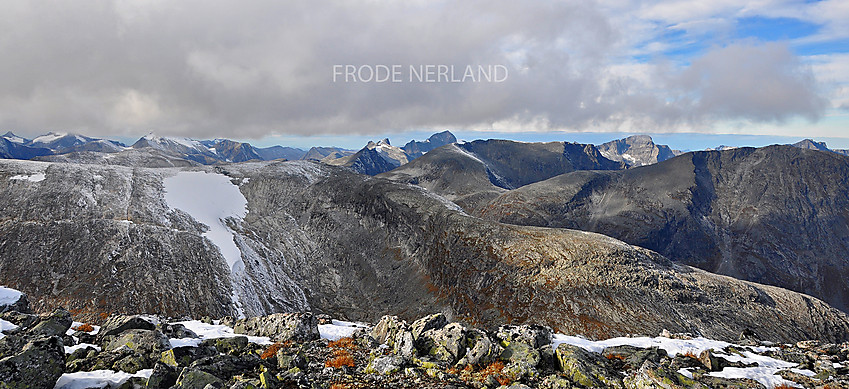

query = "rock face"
[[478, 146, 849, 314], [597, 135, 680, 166], [380, 140, 625, 212], [1, 159, 849, 342]]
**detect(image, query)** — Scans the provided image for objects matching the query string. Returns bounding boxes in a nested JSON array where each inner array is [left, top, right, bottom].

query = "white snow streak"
[[9, 173, 46, 182], [54, 369, 152, 389], [163, 171, 249, 317]]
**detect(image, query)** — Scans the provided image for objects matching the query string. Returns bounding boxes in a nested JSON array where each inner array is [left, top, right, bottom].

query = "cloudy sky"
[[1, 0, 847, 148]]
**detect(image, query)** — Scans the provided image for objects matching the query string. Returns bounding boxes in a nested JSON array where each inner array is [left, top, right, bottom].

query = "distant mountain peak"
[[597, 134, 678, 167]]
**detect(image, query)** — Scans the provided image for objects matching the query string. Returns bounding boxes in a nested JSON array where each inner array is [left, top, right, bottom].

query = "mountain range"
[[1, 159, 848, 343], [2, 129, 849, 345]]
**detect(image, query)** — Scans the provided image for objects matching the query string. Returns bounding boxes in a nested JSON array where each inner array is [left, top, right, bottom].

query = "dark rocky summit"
[[479, 145, 849, 314], [1, 159, 849, 344]]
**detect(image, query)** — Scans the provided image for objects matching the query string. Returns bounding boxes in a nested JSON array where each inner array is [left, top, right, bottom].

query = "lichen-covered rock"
[[277, 348, 308, 370], [371, 315, 407, 346], [457, 328, 503, 366], [555, 343, 623, 388], [0, 311, 38, 331], [161, 346, 218, 368], [623, 360, 700, 389], [603, 345, 668, 370], [188, 354, 261, 381], [497, 325, 553, 349], [146, 361, 179, 389], [201, 336, 248, 355], [501, 340, 542, 368], [366, 355, 405, 375], [411, 313, 448, 341], [174, 367, 225, 389], [27, 308, 72, 338], [97, 315, 157, 341], [103, 329, 171, 356], [418, 322, 466, 364], [233, 312, 319, 342], [0, 336, 65, 389], [393, 329, 416, 360]]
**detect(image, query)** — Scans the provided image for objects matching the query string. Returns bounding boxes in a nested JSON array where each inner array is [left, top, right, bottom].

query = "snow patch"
[[552, 334, 807, 388], [163, 171, 247, 271], [0, 318, 18, 339], [64, 343, 101, 354], [32, 132, 66, 144], [319, 320, 369, 341], [9, 173, 46, 182], [0, 286, 23, 306], [54, 369, 152, 389], [169, 320, 272, 347]]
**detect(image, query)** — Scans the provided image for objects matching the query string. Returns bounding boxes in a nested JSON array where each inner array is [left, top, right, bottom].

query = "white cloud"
[[0, 0, 837, 139]]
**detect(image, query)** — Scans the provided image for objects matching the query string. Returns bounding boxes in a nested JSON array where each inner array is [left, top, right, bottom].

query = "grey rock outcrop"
[[233, 312, 320, 342]]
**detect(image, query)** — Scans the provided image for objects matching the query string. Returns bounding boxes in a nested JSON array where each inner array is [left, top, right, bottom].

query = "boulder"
[[233, 312, 319, 342], [496, 324, 552, 349], [602, 345, 667, 369], [410, 313, 448, 341], [160, 346, 218, 368], [417, 322, 466, 364], [370, 315, 408, 346], [393, 330, 416, 360], [500, 340, 541, 367], [457, 329, 503, 366], [145, 361, 179, 389], [200, 336, 248, 355], [0, 289, 30, 315], [555, 343, 623, 388], [162, 323, 198, 340], [174, 367, 224, 389], [623, 360, 698, 389], [27, 308, 72, 338], [366, 355, 405, 375], [97, 315, 156, 341], [0, 312, 38, 330], [0, 335, 65, 389], [103, 329, 171, 356]]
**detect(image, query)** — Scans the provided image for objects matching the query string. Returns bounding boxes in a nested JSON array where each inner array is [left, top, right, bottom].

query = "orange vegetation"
[[72, 323, 95, 332]]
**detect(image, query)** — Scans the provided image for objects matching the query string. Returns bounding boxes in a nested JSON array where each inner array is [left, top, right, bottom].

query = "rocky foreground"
[[2, 292, 849, 389]]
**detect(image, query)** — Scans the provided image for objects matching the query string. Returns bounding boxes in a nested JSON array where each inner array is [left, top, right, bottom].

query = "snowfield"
[[553, 334, 813, 388], [54, 369, 152, 389], [163, 171, 249, 316]]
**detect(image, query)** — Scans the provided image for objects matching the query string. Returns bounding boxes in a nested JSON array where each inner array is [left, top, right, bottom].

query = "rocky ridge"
[[1, 292, 848, 389]]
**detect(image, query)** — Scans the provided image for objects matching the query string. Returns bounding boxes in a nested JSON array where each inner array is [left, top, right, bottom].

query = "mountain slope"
[[597, 135, 680, 166], [380, 140, 625, 212], [1, 159, 847, 342], [478, 145, 849, 313]]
